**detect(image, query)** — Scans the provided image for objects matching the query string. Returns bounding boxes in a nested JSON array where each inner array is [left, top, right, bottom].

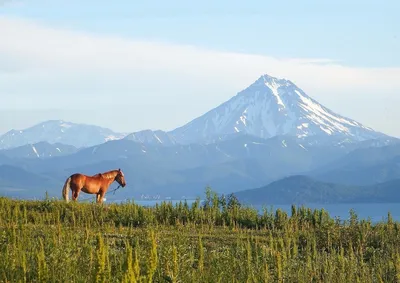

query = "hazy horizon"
[[1, 1, 399, 137]]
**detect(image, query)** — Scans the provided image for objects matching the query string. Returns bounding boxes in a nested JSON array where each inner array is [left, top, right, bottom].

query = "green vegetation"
[[1, 188, 400, 282]]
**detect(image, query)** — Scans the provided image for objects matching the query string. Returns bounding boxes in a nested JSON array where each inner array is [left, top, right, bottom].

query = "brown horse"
[[62, 168, 126, 203]]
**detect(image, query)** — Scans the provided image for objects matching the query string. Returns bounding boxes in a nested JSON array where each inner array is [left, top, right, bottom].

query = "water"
[[113, 199, 400, 223], [251, 203, 400, 223]]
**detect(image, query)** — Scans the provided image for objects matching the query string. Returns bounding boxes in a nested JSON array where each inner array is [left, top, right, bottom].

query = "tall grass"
[[0, 189, 399, 282]]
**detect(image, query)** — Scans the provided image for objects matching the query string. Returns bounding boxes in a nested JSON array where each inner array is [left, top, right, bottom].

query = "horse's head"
[[115, 168, 126, 187]]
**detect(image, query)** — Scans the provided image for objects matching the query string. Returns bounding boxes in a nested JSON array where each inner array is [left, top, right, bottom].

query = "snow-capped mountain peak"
[[258, 74, 289, 110], [0, 120, 127, 149], [170, 74, 388, 145]]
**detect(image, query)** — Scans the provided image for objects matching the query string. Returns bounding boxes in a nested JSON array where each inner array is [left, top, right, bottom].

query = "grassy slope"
[[1, 192, 400, 282]]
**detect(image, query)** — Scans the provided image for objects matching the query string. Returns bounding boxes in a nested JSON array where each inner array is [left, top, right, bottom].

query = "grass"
[[1, 188, 400, 282]]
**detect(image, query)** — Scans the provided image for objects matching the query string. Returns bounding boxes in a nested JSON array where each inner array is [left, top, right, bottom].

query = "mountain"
[[1, 74, 393, 151], [0, 134, 348, 200], [0, 154, 11, 165], [47, 158, 269, 200], [8, 131, 385, 200], [313, 143, 400, 172], [0, 141, 78, 159], [170, 74, 388, 145], [234, 175, 358, 205], [308, 144, 400, 186], [234, 175, 400, 205], [312, 157, 400, 186], [0, 120, 127, 149], [7, 134, 338, 176], [0, 164, 61, 199], [0, 73, 397, 202], [1, 135, 400, 201], [123, 129, 178, 146]]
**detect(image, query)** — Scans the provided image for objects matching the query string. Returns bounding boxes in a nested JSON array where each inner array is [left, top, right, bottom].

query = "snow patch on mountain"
[[265, 80, 285, 110], [60, 123, 72, 128], [31, 145, 39, 158], [298, 144, 307, 151]]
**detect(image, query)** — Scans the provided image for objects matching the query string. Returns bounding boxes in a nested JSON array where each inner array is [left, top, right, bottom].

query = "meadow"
[[1, 189, 400, 282]]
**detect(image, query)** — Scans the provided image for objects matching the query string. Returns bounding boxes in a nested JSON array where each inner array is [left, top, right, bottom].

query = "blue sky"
[[0, 0, 399, 136], [3, 0, 398, 67]]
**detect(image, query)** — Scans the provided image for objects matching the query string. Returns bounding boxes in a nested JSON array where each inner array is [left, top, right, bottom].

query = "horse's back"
[[69, 173, 87, 184], [70, 172, 85, 178]]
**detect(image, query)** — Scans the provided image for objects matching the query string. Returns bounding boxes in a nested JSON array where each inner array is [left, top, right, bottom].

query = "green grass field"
[[1, 189, 400, 282]]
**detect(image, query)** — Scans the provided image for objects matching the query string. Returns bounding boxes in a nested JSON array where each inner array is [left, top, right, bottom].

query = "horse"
[[62, 168, 126, 203]]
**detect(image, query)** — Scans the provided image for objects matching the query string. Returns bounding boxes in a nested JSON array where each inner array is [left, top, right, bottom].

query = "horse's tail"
[[62, 177, 71, 202]]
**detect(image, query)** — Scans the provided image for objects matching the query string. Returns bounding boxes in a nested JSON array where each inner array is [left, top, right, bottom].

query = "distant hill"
[[308, 144, 400, 186], [312, 143, 400, 173], [234, 175, 400, 205], [0, 165, 61, 199], [31, 157, 270, 200], [0, 141, 78, 159], [310, 156, 400, 186]]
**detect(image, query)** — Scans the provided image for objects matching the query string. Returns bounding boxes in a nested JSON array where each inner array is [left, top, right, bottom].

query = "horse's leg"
[[72, 191, 79, 201], [96, 193, 101, 203], [97, 190, 106, 204], [71, 184, 81, 201]]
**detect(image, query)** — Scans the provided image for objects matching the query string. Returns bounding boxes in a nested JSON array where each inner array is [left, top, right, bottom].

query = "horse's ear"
[[118, 168, 121, 172]]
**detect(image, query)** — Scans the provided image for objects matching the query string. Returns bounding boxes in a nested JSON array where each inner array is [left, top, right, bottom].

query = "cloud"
[[0, 15, 399, 136]]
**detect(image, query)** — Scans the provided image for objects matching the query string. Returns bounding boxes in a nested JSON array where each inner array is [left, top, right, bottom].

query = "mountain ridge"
[[0, 141, 78, 159], [1, 74, 392, 150], [1, 134, 400, 202]]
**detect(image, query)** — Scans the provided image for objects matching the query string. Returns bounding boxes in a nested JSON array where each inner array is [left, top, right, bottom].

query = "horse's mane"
[[93, 170, 119, 179]]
